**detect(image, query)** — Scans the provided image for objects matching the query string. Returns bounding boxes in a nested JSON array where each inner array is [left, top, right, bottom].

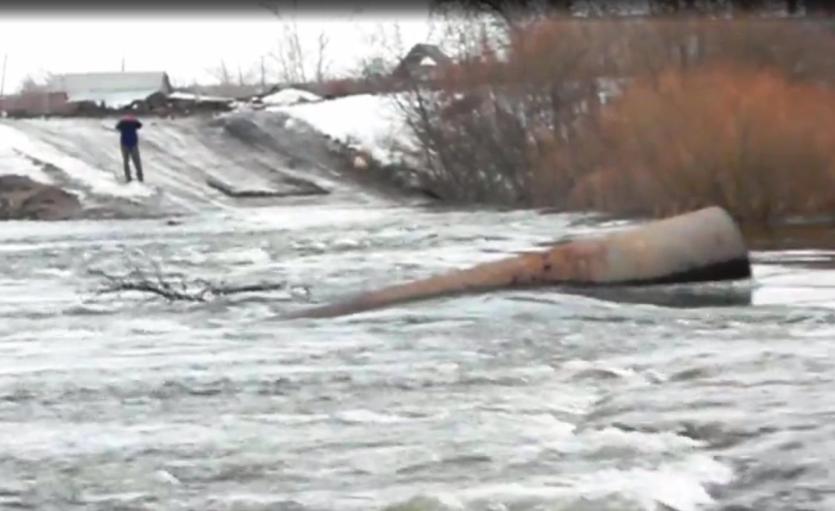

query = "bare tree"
[[205, 59, 260, 96], [428, 3, 510, 63], [279, 16, 308, 83], [314, 31, 331, 83], [429, 0, 575, 33], [353, 22, 407, 79], [236, 64, 260, 87], [263, 1, 332, 84], [207, 59, 233, 86], [429, 0, 826, 21], [18, 71, 54, 94]]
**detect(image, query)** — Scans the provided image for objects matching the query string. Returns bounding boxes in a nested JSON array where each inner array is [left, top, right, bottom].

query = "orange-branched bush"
[[559, 65, 835, 222], [400, 17, 835, 219]]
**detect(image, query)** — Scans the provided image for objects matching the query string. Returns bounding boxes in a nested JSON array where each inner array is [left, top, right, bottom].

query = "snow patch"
[[261, 88, 322, 106], [420, 56, 437, 67], [0, 127, 54, 184], [167, 91, 234, 103], [272, 93, 418, 167]]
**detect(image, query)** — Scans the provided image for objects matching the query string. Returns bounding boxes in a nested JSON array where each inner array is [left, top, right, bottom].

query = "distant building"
[[181, 83, 262, 101], [362, 57, 389, 79], [0, 92, 76, 117], [165, 91, 235, 114], [47, 71, 173, 111], [392, 44, 453, 83]]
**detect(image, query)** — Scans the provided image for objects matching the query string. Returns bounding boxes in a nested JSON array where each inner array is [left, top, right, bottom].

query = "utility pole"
[[0, 54, 7, 97], [121, 57, 125, 72], [260, 55, 266, 92]]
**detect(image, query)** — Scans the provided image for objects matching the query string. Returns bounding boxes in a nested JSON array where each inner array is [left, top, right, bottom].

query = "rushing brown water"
[[1, 203, 834, 511]]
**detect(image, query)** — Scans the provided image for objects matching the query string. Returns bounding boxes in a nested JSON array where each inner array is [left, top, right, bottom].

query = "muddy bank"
[[0, 175, 82, 220]]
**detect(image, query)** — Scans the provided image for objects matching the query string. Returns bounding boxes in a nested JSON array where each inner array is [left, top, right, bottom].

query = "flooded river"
[[1, 203, 834, 511]]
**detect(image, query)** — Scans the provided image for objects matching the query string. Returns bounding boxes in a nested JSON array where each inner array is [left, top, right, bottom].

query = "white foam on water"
[[553, 427, 703, 456], [753, 264, 835, 307], [335, 409, 413, 425], [571, 454, 734, 511], [393, 452, 732, 511], [212, 247, 273, 266]]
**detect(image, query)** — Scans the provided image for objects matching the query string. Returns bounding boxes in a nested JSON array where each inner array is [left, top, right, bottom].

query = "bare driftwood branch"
[[88, 261, 294, 303]]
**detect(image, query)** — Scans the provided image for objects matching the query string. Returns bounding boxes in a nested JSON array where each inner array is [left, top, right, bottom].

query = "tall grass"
[[564, 65, 835, 222]]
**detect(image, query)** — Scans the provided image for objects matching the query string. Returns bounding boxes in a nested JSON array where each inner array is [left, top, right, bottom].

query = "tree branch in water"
[[88, 264, 293, 303]]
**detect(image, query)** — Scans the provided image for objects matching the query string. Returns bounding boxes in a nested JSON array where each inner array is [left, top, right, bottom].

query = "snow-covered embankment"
[[269, 93, 423, 182], [0, 112, 371, 220]]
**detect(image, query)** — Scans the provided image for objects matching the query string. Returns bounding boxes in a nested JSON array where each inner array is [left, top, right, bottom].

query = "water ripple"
[[1, 208, 834, 510]]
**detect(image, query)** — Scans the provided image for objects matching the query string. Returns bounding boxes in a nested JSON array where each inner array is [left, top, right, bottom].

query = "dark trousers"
[[121, 143, 144, 182]]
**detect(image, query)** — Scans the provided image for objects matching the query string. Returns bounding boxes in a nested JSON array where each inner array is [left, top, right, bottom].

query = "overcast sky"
[[0, 4, 436, 93]]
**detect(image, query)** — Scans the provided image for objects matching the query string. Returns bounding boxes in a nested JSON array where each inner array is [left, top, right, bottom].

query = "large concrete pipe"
[[289, 206, 751, 319]]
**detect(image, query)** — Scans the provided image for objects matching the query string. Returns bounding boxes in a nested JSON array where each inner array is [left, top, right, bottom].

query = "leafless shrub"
[[397, 18, 610, 204]]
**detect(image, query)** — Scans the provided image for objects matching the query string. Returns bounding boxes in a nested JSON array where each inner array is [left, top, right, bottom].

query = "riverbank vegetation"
[[402, 16, 835, 224]]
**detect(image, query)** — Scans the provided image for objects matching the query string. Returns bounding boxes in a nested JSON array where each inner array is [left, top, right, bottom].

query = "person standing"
[[115, 114, 144, 183]]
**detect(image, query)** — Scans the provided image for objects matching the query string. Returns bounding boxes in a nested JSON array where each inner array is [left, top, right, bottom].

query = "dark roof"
[[393, 44, 453, 77]]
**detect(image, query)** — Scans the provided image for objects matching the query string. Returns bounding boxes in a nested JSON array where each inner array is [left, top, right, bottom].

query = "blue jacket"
[[116, 118, 142, 147]]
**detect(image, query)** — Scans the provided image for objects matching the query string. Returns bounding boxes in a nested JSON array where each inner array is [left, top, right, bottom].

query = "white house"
[[47, 71, 173, 109]]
